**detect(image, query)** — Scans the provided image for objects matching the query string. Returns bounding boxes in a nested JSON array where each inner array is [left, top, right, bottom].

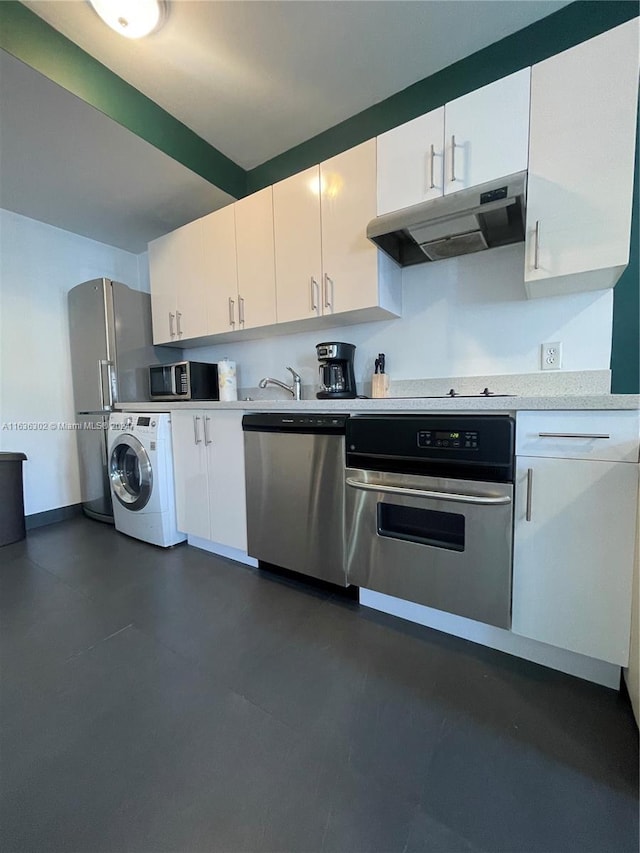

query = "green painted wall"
[[2, 1, 638, 390], [0, 1, 246, 199], [610, 107, 639, 395]]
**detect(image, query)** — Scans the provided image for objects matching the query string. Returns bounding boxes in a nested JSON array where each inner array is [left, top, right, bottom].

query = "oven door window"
[[377, 502, 465, 552]]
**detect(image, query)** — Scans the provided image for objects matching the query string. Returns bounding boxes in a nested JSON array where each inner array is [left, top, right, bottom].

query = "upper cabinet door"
[[320, 140, 379, 315], [377, 107, 445, 214], [525, 18, 639, 296], [148, 232, 179, 345], [201, 205, 239, 335], [273, 166, 323, 324], [443, 68, 531, 195], [235, 186, 277, 330], [172, 217, 209, 341]]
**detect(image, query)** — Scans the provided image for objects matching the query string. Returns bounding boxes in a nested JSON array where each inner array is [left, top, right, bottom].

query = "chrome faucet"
[[259, 367, 302, 400]]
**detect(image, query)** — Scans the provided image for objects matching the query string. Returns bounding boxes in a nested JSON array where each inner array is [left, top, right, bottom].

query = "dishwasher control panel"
[[242, 413, 349, 433]]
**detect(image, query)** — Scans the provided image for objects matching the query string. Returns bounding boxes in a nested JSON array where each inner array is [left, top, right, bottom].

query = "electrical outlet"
[[541, 341, 562, 370]]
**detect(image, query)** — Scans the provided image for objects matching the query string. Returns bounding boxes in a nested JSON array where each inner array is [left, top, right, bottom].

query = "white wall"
[[0, 209, 143, 516], [183, 243, 613, 391]]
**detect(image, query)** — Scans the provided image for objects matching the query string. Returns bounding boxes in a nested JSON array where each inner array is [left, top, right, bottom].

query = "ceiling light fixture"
[[89, 0, 168, 39]]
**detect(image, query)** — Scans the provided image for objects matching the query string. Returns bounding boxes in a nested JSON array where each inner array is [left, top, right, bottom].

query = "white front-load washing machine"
[[108, 412, 186, 547]]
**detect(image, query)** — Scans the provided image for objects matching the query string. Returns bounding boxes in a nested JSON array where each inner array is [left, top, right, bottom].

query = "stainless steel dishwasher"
[[242, 413, 349, 586]]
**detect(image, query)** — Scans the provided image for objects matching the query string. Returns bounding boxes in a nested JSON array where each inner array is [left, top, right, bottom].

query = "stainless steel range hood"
[[367, 171, 527, 267]]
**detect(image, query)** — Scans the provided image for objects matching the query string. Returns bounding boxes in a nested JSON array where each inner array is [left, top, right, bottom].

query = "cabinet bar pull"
[[324, 274, 334, 309], [239, 296, 245, 325], [310, 277, 319, 312], [176, 311, 183, 337], [534, 220, 540, 270], [428, 144, 435, 190], [525, 468, 533, 522], [450, 135, 456, 182], [228, 297, 235, 328], [204, 416, 212, 445], [537, 432, 610, 440], [169, 312, 175, 337], [193, 415, 202, 445]]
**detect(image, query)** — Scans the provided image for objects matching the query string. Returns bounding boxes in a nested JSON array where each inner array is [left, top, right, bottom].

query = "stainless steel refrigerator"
[[68, 278, 179, 523]]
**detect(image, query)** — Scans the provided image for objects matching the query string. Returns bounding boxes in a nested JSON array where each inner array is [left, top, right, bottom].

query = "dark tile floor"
[[1, 517, 638, 853]]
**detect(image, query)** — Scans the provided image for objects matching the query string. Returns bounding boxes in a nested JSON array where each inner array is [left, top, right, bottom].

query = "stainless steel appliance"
[[68, 278, 179, 523], [345, 415, 515, 628], [149, 361, 219, 401], [367, 171, 526, 266], [242, 413, 350, 586], [316, 342, 357, 399]]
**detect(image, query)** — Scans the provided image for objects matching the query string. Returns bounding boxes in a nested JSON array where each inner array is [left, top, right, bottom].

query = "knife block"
[[371, 373, 390, 398]]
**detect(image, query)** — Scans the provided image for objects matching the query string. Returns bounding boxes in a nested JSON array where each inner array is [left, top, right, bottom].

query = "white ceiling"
[[1, 1, 570, 253], [24, 0, 569, 170], [0, 49, 234, 253]]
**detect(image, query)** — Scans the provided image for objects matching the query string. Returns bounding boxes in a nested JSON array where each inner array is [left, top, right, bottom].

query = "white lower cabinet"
[[512, 411, 639, 665], [172, 410, 247, 552]]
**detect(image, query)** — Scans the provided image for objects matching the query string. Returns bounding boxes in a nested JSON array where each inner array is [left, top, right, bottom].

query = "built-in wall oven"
[[345, 415, 515, 629]]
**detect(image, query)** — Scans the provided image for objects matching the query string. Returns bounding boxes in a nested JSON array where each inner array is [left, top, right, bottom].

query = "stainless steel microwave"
[[149, 361, 219, 401]]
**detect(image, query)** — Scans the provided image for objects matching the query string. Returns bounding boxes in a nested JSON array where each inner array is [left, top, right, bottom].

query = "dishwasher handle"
[[345, 477, 512, 506]]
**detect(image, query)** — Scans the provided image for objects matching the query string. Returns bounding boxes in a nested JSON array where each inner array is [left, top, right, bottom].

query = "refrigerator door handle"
[[108, 361, 117, 404], [98, 360, 115, 409]]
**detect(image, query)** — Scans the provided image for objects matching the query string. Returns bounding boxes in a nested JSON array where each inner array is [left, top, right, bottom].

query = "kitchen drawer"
[[516, 410, 639, 462]]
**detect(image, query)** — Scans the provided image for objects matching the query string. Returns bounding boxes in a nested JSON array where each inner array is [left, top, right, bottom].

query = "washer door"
[[109, 434, 153, 511]]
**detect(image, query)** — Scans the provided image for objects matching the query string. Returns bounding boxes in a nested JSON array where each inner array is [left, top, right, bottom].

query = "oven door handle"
[[345, 477, 511, 506]]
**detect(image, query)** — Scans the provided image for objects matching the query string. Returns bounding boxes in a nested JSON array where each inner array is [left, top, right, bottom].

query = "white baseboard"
[[187, 535, 258, 568], [360, 589, 621, 690]]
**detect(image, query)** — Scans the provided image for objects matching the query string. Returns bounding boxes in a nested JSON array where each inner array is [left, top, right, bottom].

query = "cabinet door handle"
[[537, 432, 610, 440], [534, 220, 541, 270], [193, 415, 202, 445], [176, 311, 183, 337], [239, 296, 245, 325], [169, 312, 176, 338], [450, 135, 456, 183], [228, 297, 235, 328], [204, 416, 212, 445], [428, 144, 435, 190], [525, 468, 533, 522], [310, 277, 319, 312], [324, 274, 334, 310]]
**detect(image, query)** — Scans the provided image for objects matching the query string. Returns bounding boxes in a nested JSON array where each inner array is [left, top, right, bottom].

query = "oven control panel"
[[417, 429, 479, 450]]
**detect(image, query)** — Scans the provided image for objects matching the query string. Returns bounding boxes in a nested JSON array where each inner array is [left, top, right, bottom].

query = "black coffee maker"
[[316, 342, 357, 399]]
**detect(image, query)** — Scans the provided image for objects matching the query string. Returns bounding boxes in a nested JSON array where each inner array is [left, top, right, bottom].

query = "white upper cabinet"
[[273, 141, 401, 324], [273, 165, 323, 324], [525, 18, 640, 298], [148, 217, 208, 344], [443, 68, 531, 195], [377, 108, 445, 214], [201, 205, 239, 335], [234, 187, 278, 330], [376, 68, 530, 215], [321, 140, 392, 316], [148, 231, 179, 345]]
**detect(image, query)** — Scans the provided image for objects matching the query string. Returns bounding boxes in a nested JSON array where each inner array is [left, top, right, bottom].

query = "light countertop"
[[117, 394, 640, 413]]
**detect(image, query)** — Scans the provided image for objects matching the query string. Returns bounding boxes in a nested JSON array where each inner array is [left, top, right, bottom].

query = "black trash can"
[[0, 452, 27, 546]]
